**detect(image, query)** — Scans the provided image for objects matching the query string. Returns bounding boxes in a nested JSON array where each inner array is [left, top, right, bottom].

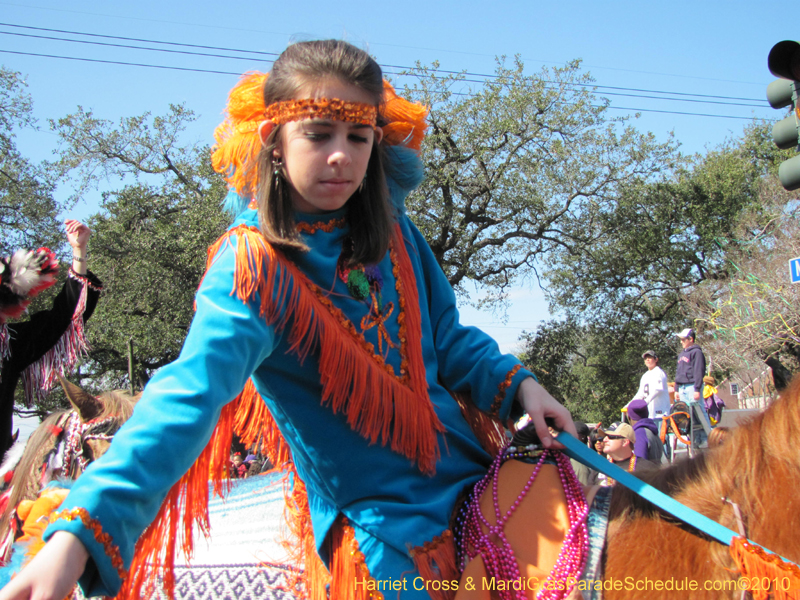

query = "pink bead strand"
[[459, 445, 590, 600]]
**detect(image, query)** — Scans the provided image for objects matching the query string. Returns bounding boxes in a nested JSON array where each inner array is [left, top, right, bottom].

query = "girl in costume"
[[0, 40, 575, 600], [0, 220, 102, 463]]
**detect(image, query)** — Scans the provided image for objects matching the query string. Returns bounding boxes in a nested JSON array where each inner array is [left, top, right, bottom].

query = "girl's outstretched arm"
[[516, 376, 577, 449], [0, 532, 87, 600]]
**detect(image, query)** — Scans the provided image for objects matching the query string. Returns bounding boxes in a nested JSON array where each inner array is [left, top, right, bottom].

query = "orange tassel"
[[382, 81, 428, 151], [328, 517, 385, 600], [409, 530, 459, 600], [211, 72, 269, 198], [730, 537, 800, 600], [233, 379, 291, 466]]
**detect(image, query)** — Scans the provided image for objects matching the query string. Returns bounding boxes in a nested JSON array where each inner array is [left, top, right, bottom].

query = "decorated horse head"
[[0, 378, 138, 562]]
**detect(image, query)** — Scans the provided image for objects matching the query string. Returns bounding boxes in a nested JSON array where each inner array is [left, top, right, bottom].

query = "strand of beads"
[[536, 452, 590, 599], [458, 444, 590, 600]]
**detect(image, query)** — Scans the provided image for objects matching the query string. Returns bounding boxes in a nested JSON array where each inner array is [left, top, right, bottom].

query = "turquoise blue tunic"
[[45, 206, 533, 598]]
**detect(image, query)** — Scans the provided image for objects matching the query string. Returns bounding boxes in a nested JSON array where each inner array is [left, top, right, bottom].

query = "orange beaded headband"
[[263, 97, 378, 127]]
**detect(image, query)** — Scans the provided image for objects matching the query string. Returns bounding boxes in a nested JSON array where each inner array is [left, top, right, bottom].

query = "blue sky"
[[1, 0, 793, 357]]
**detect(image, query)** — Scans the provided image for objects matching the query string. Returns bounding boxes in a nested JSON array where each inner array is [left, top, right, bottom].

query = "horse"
[[602, 374, 800, 599], [0, 378, 139, 562], [462, 375, 800, 600]]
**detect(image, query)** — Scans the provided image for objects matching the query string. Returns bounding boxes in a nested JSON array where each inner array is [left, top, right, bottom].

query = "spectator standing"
[[630, 350, 670, 424], [674, 328, 710, 447], [627, 399, 665, 463], [589, 427, 605, 455], [597, 423, 646, 486]]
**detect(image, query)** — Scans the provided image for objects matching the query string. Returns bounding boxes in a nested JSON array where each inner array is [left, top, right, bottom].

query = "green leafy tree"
[[525, 122, 797, 418], [544, 121, 788, 332], [688, 176, 800, 381], [519, 318, 678, 425], [406, 58, 679, 309], [0, 66, 62, 256], [49, 105, 230, 389]]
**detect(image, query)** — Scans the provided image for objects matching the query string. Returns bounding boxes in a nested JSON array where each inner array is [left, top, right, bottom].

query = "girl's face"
[[276, 79, 380, 214]]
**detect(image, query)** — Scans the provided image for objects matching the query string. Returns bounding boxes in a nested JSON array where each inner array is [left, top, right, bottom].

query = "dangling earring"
[[359, 174, 367, 194], [272, 157, 284, 198]]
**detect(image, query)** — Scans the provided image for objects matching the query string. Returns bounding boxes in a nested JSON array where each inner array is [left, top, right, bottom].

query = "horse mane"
[[0, 388, 139, 551], [0, 411, 69, 546], [605, 374, 800, 595], [95, 389, 139, 422]]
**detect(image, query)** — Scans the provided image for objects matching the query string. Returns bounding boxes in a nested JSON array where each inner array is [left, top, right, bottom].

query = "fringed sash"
[[20, 271, 97, 406], [207, 222, 444, 474]]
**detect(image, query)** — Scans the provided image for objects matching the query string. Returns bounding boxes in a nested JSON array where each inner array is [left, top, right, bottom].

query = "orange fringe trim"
[[409, 529, 459, 600], [327, 516, 384, 600], [489, 364, 522, 416], [117, 400, 237, 600], [273, 463, 330, 600], [730, 537, 800, 600], [233, 379, 292, 467], [208, 223, 444, 475]]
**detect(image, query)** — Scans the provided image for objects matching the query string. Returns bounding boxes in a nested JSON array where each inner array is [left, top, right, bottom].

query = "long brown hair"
[[255, 40, 394, 265]]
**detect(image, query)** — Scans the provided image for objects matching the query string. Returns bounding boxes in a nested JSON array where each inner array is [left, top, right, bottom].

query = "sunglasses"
[[605, 435, 624, 440]]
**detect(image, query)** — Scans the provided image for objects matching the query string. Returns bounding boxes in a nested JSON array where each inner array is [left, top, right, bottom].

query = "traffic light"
[[767, 41, 800, 191]]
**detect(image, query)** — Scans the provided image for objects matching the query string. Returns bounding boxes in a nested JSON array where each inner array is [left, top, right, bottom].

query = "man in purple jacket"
[[674, 328, 710, 448], [627, 399, 665, 463]]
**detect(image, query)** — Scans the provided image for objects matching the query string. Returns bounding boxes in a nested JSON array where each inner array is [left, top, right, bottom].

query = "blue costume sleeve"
[[404, 220, 533, 422], [43, 238, 275, 597]]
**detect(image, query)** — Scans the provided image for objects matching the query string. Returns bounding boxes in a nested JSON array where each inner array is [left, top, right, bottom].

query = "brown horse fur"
[[0, 382, 138, 560], [603, 374, 800, 599]]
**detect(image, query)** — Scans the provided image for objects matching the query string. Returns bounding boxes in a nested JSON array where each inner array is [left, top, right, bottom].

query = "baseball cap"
[[604, 422, 635, 444], [641, 350, 658, 359], [675, 328, 695, 339]]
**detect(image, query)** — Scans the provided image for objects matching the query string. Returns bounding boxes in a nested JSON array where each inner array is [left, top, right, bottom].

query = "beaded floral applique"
[[336, 238, 396, 356]]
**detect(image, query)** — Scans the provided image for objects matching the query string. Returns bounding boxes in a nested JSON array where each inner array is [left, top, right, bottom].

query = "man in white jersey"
[[629, 350, 670, 422]]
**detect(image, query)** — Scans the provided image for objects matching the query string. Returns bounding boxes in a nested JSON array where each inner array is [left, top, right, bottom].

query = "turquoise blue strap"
[[556, 431, 795, 566]]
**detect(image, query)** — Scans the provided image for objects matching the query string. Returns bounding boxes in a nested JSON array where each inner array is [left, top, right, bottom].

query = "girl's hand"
[[65, 220, 91, 252], [0, 532, 88, 600], [516, 376, 577, 449]]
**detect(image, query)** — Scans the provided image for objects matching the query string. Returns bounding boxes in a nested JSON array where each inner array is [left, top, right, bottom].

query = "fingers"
[[0, 533, 87, 600], [64, 220, 89, 234], [517, 377, 577, 449]]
